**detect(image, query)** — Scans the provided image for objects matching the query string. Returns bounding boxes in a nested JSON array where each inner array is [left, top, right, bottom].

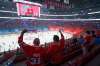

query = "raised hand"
[[59, 29, 63, 33], [21, 29, 28, 34]]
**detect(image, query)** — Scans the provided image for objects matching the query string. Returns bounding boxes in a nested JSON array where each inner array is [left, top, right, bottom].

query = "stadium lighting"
[[0, 17, 100, 21], [0, 10, 79, 16], [0, 10, 17, 14], [88, 11, 100, 14], [40, 14, 79, 16], [35, 18, 100, 21], [13, 0, 42, 6], [0, 17, 37, 19]]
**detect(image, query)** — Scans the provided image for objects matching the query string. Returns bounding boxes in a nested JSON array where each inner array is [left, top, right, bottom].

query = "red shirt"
[[47, 33, 65, 64], [18, 35, 47, 66], [84, 35, 93, 44]]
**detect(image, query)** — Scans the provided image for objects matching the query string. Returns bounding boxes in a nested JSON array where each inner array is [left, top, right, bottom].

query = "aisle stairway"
[[86, 54, 100, 66], [14, 61, 26, 66]]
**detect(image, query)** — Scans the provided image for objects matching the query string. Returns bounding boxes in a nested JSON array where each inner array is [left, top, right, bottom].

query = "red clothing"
[[18, 35, 47, 66], [47, 33, 65, 64], [84, 35, 93, 44]]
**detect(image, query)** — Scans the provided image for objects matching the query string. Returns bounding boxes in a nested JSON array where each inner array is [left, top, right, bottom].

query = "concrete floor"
[[85, 54, 100, 66], [14, 61, 26, 66], [14, 54, 100, 66]]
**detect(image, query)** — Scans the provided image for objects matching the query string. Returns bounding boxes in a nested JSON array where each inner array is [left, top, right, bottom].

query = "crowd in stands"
[[0, 29, 100, 66], [18, 29, 100, 66]]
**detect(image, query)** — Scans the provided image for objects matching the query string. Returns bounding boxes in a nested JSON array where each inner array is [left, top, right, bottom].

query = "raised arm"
[[59, 30, 65, 50], [18, 29, 28, 47], [59, 30, 64, 40]]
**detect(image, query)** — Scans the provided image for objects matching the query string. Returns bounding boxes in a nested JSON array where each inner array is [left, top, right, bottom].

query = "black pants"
[[46, 62, 61, 66]]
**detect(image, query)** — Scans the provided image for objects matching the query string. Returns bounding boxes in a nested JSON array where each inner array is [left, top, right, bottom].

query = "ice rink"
[[0, 31, 73, 52]]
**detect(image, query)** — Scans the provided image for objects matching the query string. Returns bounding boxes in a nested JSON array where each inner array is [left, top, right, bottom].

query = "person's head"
[[80, 35, 84, 38], [86, 31, 91, 35], [91, 30, 95, 35], [91, 30, 96, 37], [33, 38, 40, 46], [53, 35, 59, 42]]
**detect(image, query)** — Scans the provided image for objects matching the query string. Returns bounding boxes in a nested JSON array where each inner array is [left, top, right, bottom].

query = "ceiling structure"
[[0, 0, 100, 18], [0, 0, 100, 32]]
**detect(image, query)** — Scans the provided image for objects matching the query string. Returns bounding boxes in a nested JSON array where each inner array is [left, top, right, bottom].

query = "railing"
[[1, 55, 16, 66]]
